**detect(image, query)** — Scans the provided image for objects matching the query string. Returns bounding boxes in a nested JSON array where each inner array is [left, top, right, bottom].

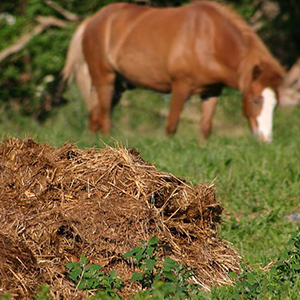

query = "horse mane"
[[192, 1, 285, 94]]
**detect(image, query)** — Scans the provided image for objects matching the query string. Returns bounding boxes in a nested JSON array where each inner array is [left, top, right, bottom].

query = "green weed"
[[66, 236, 207, 299], [124, 236, 206, 299], [212, 230, 300, 299], [64, 232, 300, 299], [65, 253, 122, 298]]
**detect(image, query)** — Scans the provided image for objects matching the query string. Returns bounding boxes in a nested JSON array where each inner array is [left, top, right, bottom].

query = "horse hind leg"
[[201, 97, 218, 139], [89, 73, 115, 134], [82, 27, 115, 134]]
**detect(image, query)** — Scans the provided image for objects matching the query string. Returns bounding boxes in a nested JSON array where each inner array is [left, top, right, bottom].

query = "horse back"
[[106, 3, 245, 91]]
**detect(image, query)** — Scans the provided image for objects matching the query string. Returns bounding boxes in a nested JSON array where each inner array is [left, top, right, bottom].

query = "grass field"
[[1, 85, 300, 298]]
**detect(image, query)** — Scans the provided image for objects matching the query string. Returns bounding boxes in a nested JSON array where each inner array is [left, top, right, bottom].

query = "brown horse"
[[63, 1, 285, 142]]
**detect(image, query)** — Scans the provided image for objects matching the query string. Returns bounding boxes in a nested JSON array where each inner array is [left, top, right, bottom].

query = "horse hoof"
[[165, 127, 176, 138], [89, 122, 100, 132]]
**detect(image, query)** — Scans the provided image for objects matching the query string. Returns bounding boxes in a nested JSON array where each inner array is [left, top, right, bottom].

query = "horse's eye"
[[253, 98, 261, 104]]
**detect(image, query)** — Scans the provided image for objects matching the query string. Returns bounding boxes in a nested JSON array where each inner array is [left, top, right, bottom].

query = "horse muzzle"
[[255, 87, 277, 143]]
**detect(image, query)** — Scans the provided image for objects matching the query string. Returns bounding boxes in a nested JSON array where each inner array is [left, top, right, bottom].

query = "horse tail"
[[62, 19, 98, 111]]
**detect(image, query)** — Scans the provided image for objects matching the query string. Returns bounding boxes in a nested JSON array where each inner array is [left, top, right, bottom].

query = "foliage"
[[269, 231, 300, 291], [0, 0, 121, 119], [212, 230, 300, 299], [65, 236, 208, 299], [64, 231, 300, 299], [124, 236, 206, 299], [124, 236, 161, 289], [66, 253, 122, 298]]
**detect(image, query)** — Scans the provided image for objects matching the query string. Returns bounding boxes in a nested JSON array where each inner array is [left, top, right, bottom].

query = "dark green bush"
[[0, 0, 120, 120]]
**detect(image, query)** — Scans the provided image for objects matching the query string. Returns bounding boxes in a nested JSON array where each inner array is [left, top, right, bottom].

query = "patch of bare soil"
[[0, 138, 240, 299]]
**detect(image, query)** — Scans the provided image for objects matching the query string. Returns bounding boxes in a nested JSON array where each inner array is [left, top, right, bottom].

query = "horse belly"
[[111, 41, 173, 92], [115, 52, 171, 92]]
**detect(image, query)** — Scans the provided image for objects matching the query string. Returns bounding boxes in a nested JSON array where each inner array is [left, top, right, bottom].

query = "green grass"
[[1, 85, 300, 297]]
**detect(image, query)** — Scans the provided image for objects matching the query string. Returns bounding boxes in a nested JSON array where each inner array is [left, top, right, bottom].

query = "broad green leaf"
[[136, 249, 146, 263], [109, 270, 117, 278], [115, 278, 123, 290], [145, 258, 156, 271], [163, 270, 175, 281], [85, 264, 102, 274], [148, 236, 158, 246], [65, 262, 79, 270], [80, 253, 88, 266], [101, 277, 111, 288], [146, 247, 154, 257], [124, 247, 141, 258], [68, 267, 81, 282], [163, 257, 177, 271], [131, 271, 143, 282]]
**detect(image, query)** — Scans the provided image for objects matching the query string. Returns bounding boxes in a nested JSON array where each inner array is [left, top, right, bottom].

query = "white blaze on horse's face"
[[256, 87, 277, 142]]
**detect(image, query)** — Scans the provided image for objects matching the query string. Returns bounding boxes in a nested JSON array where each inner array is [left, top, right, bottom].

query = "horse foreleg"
[[201, 97, 218, 139], [89, 84, 114, 134], [165, 83, 191, 136]]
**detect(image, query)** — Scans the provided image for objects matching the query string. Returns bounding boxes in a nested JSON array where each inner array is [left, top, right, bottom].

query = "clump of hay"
[[0, 138, 240, 298]]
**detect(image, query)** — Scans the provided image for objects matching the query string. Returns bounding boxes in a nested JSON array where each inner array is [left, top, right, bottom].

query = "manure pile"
[[0, 138, 240, 299]]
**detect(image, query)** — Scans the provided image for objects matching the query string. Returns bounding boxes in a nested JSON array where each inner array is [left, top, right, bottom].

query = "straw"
[[0, 138, 240, 298]]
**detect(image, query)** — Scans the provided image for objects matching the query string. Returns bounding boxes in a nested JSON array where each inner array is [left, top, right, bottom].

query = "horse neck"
[[198, 1, 285, 96], [208, 2, 284, 94], [237, 40, 285, 95]]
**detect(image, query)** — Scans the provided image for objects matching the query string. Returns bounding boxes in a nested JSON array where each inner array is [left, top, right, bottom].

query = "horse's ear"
[[252, 64, 262, 81]]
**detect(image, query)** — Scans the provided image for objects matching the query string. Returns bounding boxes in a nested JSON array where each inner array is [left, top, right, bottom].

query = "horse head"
[[242, 62, 284, 142]]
